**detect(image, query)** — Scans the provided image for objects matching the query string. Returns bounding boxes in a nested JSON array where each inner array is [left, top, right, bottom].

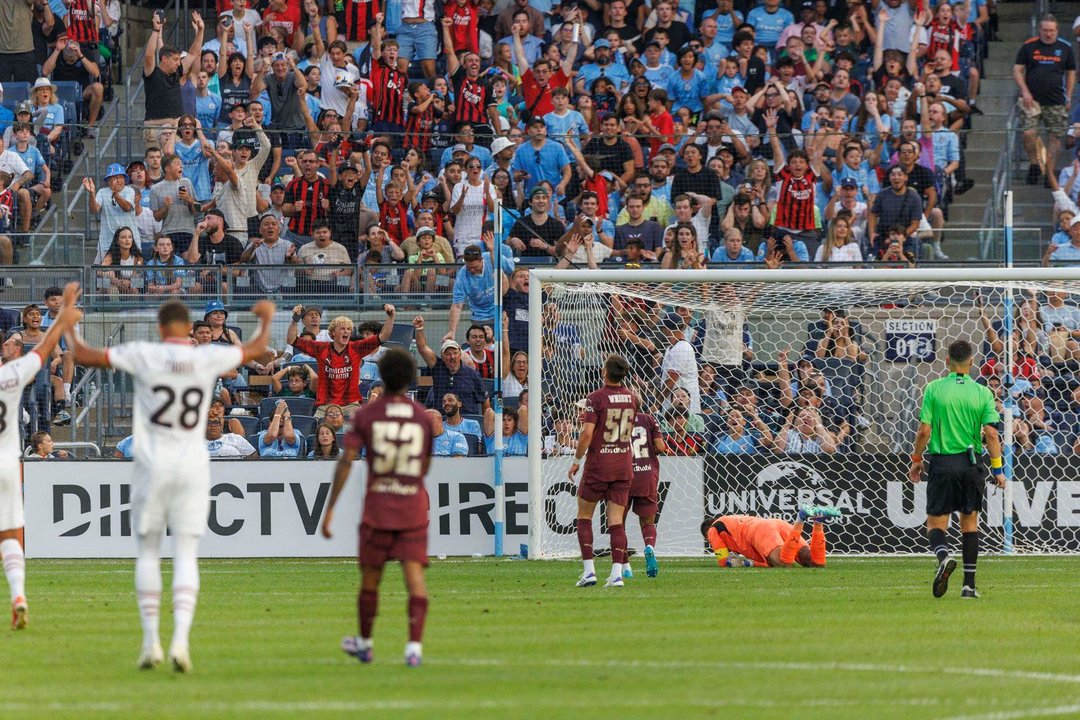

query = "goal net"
[[526, 267, 1080, 559]]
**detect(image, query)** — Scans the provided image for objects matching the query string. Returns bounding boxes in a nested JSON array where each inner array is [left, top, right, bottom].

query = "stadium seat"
[[482, 378, 495, 398], [53, 81, 81, 107], [228, 324, 243, 341], [233, 415, 259, 436], [258, 396, 314, 418], [387, 322, 415, 348], [502, 396, 520, 413], [464, 433, 485, 457], [2, 83, 29, 110]]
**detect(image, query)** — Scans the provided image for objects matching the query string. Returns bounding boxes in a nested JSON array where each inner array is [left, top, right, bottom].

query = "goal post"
[[527, 267, 1080, 559]]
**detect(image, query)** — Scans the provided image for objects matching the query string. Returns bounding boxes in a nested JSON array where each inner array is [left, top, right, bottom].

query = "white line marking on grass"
[[940, 704, 1080, 720]]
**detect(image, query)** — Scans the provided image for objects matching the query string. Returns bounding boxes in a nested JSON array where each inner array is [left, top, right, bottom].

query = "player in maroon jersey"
[[320, 347, 435, 668], [622, 405, 667, 580], [568, 354, 637, 588]]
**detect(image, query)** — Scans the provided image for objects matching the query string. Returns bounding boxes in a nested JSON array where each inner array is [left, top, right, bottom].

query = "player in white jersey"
[[68, 298, 275, 672], [0, 282, 80, 630]]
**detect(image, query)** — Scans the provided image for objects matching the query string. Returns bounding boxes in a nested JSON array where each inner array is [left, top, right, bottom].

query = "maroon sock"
[[358, 589, 377, 639], [642, 523, 657, 548], [576, 519, 594, 561], [609, 524, 628, 565], [407, 596, 428, 643]]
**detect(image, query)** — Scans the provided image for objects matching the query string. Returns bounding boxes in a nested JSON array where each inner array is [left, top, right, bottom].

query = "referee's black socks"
[[927, 528, 949, 564], [962, 532, 979, 589]]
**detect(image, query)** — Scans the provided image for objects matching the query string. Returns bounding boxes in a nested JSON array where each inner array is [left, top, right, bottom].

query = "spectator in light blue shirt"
[[442, 392, 483, 438], [746, 0, 794, 48], [511, 119, 571, 195], [702, 2, 743, 46], [711, 228, 756, 264], [666, 47, 713, 116], [1050, 218, 1080, 265], [484, 407, 528, 456], [450, 244, 505, 332], [575, 39, 631, 94], [256, 426, 302, 458], [927, 102, 960, 178], [711, 408, 774, 454], [756, 235, 809, 262], [833, 146, 881, 204], [428, 410, 469, 457], [114, 435, 134, 458], [544, 88, 590, 152]]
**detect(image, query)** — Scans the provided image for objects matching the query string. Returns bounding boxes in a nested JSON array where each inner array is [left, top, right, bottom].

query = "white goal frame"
[[526, 266, 1080, 559]]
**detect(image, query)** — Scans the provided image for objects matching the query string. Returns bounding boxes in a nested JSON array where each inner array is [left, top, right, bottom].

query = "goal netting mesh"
[[529, 269, 1080, 558]]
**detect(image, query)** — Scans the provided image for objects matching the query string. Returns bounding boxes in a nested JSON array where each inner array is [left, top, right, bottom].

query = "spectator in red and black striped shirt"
[[403, 82, 439, 156], [283, 149, 330, 247], [338, 0, 379, 45], [369, 14, 408, 142], [64, 0, 101, 63], [764, 108, 831, 259], [441, 16, 499, 136]]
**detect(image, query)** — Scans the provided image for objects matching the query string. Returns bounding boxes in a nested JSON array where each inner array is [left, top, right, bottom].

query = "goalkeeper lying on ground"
[[700, 505, 841, 568]]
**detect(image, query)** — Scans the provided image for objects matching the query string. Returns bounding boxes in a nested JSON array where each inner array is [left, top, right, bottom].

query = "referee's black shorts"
[[926, 453, 986, 516]]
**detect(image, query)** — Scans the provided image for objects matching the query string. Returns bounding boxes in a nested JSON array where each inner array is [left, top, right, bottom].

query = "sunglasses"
[[467, 163, 481, 169]]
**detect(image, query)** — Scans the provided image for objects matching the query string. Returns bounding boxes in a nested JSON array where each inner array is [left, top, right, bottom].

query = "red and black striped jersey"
[[450, 67, 493, 127], [65, 0, 99, 44], [466, 347, 495, 379], [403, 101, 436, 153], [379, 200, 409, 244], [773, 167, 817, 232], [371, 58, 407, 127], [926, 20, 963, 71], [341, 0, 379, 43], [286, 176, 330, 236]]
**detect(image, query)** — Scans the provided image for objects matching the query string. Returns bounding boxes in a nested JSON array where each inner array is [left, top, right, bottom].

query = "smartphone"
[[221, 14, 233, 28], [154, 9, 166, 23]]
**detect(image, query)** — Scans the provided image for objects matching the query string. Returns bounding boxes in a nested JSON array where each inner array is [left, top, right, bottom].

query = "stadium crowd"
[[11, 0, 1080, 461]]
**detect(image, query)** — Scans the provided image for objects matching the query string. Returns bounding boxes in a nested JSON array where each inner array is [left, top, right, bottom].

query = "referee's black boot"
[[933, 558, 956, 598]]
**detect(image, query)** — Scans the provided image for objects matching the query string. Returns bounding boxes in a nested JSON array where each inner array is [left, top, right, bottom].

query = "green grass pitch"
[[2, 557, 1080, 719]]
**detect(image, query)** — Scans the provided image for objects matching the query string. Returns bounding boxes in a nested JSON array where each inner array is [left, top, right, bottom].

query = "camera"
[[154, 9, 166, 23]]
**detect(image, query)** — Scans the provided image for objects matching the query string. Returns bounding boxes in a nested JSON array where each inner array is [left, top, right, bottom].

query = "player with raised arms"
[[68, 298, 275, 672], [320, 347, 435, 668], [623, 394, 667, 580], [909, 338, 1003, 599], [0, 282, 80, 629], [701, 505, 841, 568], [569, 354, 637, 589]]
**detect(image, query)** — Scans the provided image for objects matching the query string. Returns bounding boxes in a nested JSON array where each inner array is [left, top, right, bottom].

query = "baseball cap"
[[271, 182, 286, 191], [840, 177, 858, 189], [730, 85, 748, 95], [593, 38, 611, 49], [527, 116, 547, 128], [417, 227, 436, 237], [528, 186, 550, 199], [462, 244, 483, 259], [658, 143, 678, 153], [421, 190, 439, 203], [645, 40, 662, 50], [14, 101, 31, 115], [440, 339, 461, 353], [337, 163, 359, 174], [452, 143, 469, 153], [203, 208, 226, 222], [1070, 216, 1080, 228], [800, 0, 815, 9], [814, 81, 830, 91]]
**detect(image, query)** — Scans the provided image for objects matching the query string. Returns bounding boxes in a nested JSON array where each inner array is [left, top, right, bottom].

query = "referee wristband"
[[990, 457, 1004, 476]]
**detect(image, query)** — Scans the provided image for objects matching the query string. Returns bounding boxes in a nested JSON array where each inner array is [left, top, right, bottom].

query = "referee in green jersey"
[[910, 339, 1004, 600]]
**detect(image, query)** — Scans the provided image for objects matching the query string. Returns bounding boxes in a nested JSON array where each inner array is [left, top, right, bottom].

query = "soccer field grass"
[[3, 557, 1080, 719]]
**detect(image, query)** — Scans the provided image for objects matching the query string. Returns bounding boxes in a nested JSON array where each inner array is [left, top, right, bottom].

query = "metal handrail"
[[24, 441, 101, 458]]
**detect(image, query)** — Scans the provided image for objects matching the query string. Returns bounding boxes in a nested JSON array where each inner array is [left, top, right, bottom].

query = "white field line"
[[940, 704, 1080, 720]]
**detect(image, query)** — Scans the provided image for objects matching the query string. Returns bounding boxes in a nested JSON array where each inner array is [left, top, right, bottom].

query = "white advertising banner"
[[24, 459, 532, 559], [535, 456, 705, 557]]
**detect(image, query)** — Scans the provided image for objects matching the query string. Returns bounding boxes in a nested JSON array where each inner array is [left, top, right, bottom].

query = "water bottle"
[[215, 378, 224, 399]]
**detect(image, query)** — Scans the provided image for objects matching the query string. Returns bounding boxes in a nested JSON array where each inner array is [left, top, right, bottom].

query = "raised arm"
[[182, 12, 205, 76], [144, 11, 164, 76], [239, 300, 276, 364], [377, 303, 397, 342], [442, 17, 460, 76], [33, 282, 81, 363], [412, 314, 437, 367]]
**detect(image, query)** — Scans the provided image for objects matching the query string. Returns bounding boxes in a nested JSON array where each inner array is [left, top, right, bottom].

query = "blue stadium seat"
[[502, 396, 520, 413], [53, 81, 81, 107], [387, 322, 415, 348], [2, 83, 29, 109], [464, 433, 484, 457], [258, 396, 314, 418], [233, 415, 258, 436]]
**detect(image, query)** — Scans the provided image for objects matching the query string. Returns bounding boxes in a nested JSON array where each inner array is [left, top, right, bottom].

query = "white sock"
[[135, 533, 162, 649], [1, 538, 25, 602], [62, 383, 70, 398], [623, 561, 631, 574], [171, 534, 201, 651], [405, 641, 422, 658], [609, 564, 622, 580], [582, 559, 595, 576]]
